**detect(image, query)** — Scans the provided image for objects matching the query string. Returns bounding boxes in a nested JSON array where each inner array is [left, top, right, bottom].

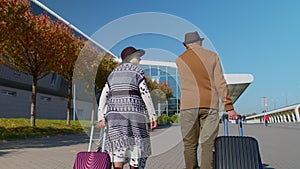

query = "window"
[[158, 66, 167, 76], [150, 67, 158, 76], [41, 96, 51, 102], [13, 70, 21, 77], [151, 76, 160, 82], [167, 67, 177, 75], [1, 89, 17, 96], [159, 76, 167, 83]]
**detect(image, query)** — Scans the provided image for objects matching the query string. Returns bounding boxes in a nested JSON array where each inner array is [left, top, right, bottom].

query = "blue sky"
[[38, 0, 300, 115]]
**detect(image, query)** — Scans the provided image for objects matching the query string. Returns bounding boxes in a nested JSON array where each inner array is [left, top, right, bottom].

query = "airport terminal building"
[[0, 0, 254, 120]]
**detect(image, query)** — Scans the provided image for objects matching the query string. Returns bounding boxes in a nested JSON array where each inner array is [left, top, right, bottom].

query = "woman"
[[263, 114, 269, 127], [97, 46, 157, 169]]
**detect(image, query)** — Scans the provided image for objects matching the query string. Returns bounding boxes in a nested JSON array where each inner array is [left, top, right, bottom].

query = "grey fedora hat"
[[183, 31, 204, 45]]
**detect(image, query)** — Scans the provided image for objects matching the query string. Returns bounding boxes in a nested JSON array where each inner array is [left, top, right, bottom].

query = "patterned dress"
[[98, 63, 156, 167]]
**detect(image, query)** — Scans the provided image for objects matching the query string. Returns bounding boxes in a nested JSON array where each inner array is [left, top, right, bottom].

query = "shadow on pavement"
[[263, 163, 275, 169], [0, 151, 15, 156], [0, 134, 89, 150]]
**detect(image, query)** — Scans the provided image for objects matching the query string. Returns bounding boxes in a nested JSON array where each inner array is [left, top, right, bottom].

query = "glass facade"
[[140, 61, 181, 116]]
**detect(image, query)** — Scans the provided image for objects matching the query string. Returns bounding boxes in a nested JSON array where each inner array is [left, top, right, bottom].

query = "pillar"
[[274, 115, 278, 123], [280, 113, 284, 123], [284, 113, 288, 122], [295, 105, 300, 122], [271, 115, 275, 123], [291, 113, 296, 122], [287, 113, 291, 122], [269, 115, 273, 123]]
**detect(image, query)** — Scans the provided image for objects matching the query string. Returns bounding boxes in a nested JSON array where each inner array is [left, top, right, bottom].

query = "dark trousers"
[[265, 120, 268, 127]]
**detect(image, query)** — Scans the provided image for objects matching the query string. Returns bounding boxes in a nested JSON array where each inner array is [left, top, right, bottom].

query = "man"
[[176, 31, 238, 169]]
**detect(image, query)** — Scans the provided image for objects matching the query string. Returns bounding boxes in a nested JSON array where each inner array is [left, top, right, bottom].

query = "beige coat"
[[176, 44, 234, 111]]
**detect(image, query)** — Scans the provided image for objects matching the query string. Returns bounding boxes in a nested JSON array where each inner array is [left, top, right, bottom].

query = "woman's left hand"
[[150, 120, 157, 131], [97, 119, 106, 128]]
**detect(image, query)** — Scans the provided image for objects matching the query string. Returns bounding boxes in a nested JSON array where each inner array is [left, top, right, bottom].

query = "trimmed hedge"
[[170, 115, 180, 123], [157, 116, 170, 126], [157, 115, 180, 126], [0, 118, 84, 141]]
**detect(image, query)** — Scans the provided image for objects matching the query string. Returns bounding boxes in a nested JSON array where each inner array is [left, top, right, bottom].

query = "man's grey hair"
[[186, 40, 202, 46]]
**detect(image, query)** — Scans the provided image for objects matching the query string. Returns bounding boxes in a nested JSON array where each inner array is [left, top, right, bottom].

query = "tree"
[[95, 54, 119, 92], [145, 77, 173, 115], [146, 77, 173, 100], [73, 42, 105, 123], [1, 1, 65, 126], [51, 21, 85, 125]]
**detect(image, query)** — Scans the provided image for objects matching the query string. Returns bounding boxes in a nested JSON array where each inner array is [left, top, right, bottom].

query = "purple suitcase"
[[73, 152, 110, 169], [73, 123, 111, 169]]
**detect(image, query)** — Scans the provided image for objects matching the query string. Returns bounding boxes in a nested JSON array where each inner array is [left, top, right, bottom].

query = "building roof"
[[141, 60, 254, 104], [140, 60, 177, 68], [225, 74, 254, 103], [246, 103, 300, 119]]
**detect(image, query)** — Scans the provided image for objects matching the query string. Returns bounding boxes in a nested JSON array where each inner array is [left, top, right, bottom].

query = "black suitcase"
[[213, 114, 263, 169]]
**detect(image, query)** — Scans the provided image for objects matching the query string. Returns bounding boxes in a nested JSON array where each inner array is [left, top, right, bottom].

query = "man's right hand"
[[227, 110, 238, 120], [97, 119, 106, 127]]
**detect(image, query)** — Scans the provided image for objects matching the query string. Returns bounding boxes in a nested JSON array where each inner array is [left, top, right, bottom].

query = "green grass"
[[0, 118, 85, 141]]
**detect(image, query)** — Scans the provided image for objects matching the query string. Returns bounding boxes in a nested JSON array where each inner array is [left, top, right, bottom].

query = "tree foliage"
[[146, 76, 173, 100], [73, 42, 103, 91], [72, 42, 107, 122], [0, 0, 66, 126], [1, 12, 64, 79], [95, 54, 119, 92], [53, 23, 85, 82], [0, 0, 31, 44]]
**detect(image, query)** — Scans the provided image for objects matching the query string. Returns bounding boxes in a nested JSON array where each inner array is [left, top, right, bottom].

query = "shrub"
[[157, 115, 171, 126], [170, 115, 180, 123]]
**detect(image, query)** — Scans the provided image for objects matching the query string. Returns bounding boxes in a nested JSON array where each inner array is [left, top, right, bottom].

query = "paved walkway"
[[1, 123, 300, 169]]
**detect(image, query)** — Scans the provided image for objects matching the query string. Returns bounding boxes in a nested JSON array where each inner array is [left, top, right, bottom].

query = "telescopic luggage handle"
[[88, 123, 95, 152], [222, 114, 243, 136], [88, 122, 107, 152]]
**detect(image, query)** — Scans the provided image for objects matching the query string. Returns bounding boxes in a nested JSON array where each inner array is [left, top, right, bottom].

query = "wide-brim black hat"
[[121, 46, 145, 61]]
